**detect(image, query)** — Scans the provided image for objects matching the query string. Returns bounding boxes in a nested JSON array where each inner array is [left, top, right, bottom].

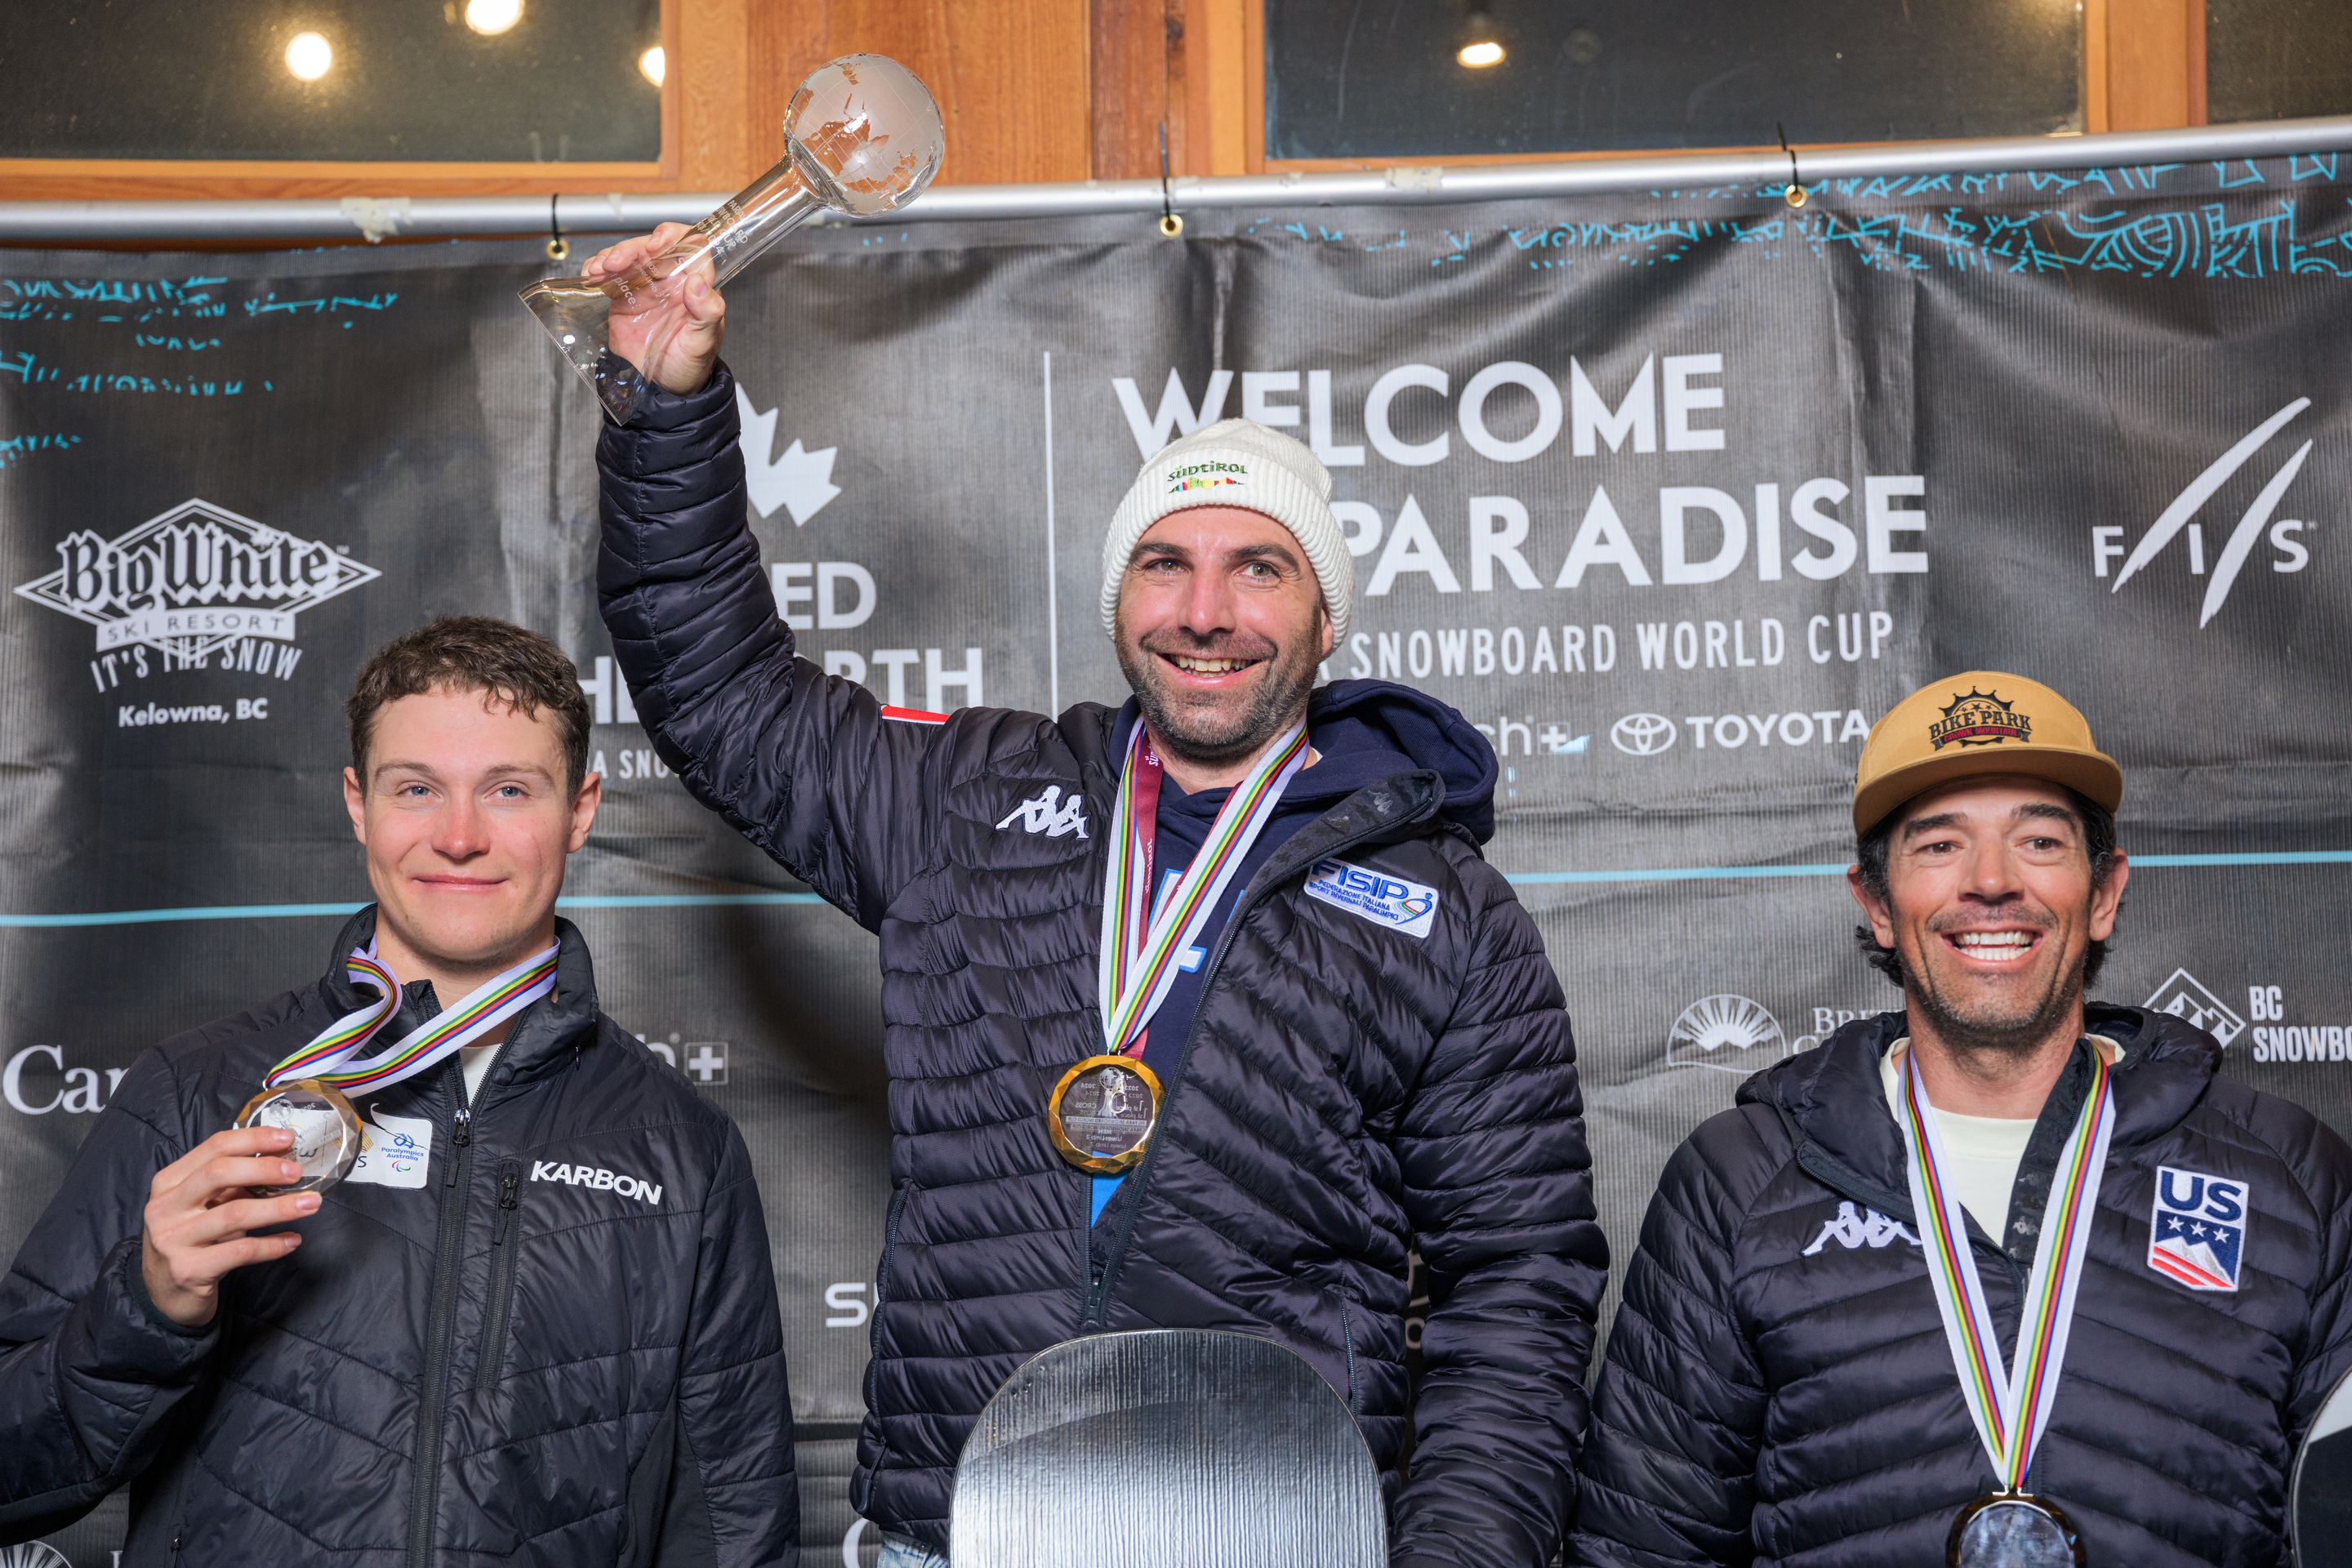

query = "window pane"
[[0, 0, 662, 163], [1265, 0, 2082, 161], [2207, 0, 2352, 122]]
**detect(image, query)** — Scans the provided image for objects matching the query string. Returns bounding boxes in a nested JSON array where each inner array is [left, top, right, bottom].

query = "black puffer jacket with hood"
[[1568, 1006, 2352, 1567], [595, 364, 1606, 1566], [0, 911, 795, 1566]]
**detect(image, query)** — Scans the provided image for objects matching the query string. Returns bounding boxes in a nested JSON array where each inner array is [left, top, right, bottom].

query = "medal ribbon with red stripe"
[[265, 942, 559, 1098], [1896, 1041, 2114, 1492], [1097, 721, 1307, 1057]]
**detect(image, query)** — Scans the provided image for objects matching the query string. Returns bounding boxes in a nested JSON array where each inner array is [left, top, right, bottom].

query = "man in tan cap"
[[1567, 671, 2352, 1567]]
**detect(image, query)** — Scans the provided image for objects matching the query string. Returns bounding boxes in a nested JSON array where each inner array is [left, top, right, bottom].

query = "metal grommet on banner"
[[1777, 122, 1808, 209], [545, 194, 570, 263], [1156, 122, 1184, 238]]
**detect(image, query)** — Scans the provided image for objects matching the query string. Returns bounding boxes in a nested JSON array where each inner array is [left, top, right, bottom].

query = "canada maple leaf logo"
[[735, 385, 841, 526]]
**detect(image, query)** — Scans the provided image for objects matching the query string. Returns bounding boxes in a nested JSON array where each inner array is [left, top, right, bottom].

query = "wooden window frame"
[[1195, 0, 2207, 178], [0, 0, 732, 201]]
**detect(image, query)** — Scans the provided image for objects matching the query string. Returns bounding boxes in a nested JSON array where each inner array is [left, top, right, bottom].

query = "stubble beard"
[[1116, 627, 1321, 773], [1905, 927, 2086, 1068]]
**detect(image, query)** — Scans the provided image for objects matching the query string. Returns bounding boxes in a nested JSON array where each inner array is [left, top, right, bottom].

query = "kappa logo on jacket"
[[531, 1160, 664, 1206], [996, 785, 1088, 840], [2148, 1165, 2248, 1292], [1802, 1200, 1922, 1256]]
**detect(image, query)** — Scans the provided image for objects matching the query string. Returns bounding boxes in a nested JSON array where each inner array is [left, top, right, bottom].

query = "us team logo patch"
[[2148, 1165, 2248, 1293], [1303, 858, 1439, 939]]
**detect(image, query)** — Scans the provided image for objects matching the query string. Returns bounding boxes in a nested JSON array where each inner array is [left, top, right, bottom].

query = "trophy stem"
[[517, 155, 821, 425]]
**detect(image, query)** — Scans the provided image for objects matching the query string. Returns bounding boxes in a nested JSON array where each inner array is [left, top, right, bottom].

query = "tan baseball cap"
[[1853, 671, 2123, 835]]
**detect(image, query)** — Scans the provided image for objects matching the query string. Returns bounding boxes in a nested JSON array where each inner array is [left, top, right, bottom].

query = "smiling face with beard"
[[1850, 777, 2130, 1100], [1112, 507, 1332, 788]]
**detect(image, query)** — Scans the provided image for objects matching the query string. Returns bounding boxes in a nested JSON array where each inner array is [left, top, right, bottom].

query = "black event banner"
[[3, 153, 2350, 1564]]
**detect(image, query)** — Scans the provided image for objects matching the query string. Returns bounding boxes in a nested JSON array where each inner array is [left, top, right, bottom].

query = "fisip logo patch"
[[16, 498, 377, 705]]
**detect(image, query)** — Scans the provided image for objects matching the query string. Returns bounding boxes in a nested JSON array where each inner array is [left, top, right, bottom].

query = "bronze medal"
[[1949, 1491, 2084, 1567], [234, 1078, 364, 1195], [1045, 1055, 1164, 1174]]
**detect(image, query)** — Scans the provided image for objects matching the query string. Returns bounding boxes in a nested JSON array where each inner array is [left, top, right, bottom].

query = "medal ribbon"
[[1897, 1042, 2114, 1492], [1096, 721, 1307, 1056], [265, 943, 560, 1097]]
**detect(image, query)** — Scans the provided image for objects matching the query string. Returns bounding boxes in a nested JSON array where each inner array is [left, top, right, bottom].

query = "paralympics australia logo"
[[16, 498, 377, 676], [2096, 398, 2319, 629], [1667, 994, 1787, 1073]]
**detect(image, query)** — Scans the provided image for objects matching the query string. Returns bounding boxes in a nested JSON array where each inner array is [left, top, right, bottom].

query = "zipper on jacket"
[[408, 1073, 474, 1568], [1080, 808, 1423, 1328], [476, 1162, 523, 1392]]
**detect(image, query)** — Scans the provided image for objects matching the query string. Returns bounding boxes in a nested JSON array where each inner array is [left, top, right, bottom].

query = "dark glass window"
[[2207, 0, 2352, 123], [1265, 1, 2082, 160], [0, 0, 662, 163]]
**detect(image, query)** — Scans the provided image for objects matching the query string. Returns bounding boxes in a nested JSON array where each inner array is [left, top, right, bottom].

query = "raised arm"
[[1389, 866, 1608, 1568], [588, 229, 957, 928]]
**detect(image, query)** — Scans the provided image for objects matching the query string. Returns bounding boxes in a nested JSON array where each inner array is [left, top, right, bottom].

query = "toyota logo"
[[1610, 713, 1677, 755]]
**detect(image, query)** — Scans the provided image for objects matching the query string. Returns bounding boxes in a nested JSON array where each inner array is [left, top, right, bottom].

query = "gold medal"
[[234, 1078, 364, 1195], [1948, 1490, 2083, 1566], [1045, 1055, 1164, 1174]]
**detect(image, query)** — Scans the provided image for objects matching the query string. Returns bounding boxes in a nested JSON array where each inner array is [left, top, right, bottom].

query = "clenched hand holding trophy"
[[520, 54, 944, 421]]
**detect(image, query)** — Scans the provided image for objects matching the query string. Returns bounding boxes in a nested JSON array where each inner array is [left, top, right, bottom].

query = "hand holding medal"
[[234, 942, 559, 1194]]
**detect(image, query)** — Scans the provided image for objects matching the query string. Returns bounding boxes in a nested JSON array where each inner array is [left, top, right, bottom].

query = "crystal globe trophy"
[[519, 54, 944, 423]]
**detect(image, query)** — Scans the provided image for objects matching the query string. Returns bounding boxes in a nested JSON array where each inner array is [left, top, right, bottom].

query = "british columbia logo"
[[1927, 688, 2031, 751], [16, 498, 378, 689]]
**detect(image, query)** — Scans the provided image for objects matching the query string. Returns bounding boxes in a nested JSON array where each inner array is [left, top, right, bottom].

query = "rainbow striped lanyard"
[[265, 942, 560, 1098], [1896, 1041, 2115, 1494], [1096, 722, 1307, 1057]]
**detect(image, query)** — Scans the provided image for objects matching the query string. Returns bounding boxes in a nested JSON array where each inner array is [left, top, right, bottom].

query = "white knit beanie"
[[1098, 417, 1354, 646]]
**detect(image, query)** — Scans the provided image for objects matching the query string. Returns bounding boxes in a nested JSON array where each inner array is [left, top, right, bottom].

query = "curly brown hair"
[[346, 617, 592, 795]]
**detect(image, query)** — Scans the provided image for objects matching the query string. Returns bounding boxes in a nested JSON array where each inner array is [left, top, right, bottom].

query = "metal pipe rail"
[[7, 115, 2352, 245]]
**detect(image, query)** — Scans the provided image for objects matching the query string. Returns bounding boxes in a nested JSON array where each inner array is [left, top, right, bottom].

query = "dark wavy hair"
[[347, 617, 591, 795], [1852, 786, 2120, 989]]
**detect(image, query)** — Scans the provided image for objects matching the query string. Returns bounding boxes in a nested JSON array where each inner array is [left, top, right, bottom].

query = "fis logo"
[[2097, 398, 2318, 628], [1802, 1200, 1922, 1256], [1303, 858, 1439, 938], [2148, 1165, 2247, 1293], [530, 1160, 664, 1207], [996, 785, 1089, 840]]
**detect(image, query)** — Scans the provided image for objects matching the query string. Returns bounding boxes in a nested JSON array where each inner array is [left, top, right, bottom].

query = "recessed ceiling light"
[[466, 0, 524, 36], [285, 32, 333, 82], [1457, 39, 1504, 69]]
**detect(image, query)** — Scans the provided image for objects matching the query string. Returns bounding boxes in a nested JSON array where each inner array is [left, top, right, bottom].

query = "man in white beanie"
[[581, 226, 1604, 1568]]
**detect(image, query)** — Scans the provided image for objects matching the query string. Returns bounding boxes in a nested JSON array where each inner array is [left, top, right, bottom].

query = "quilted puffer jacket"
[[596, 363, 1606, 1566], [1568, 1006, 2352, 1567], [0, 911, 795, 1566]]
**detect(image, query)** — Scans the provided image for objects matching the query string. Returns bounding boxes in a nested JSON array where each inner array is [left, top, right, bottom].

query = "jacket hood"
[[1738, 1004, 2225, 1214], [1096, 678, 1500, 843], [320, 905, 602, 1084]]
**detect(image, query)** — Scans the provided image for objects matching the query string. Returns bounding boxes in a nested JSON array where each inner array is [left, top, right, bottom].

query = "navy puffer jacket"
[[595, 364, 1606, 1566], [0, 912, 795, 1566], [1568, 1007, 2352, 1567]]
